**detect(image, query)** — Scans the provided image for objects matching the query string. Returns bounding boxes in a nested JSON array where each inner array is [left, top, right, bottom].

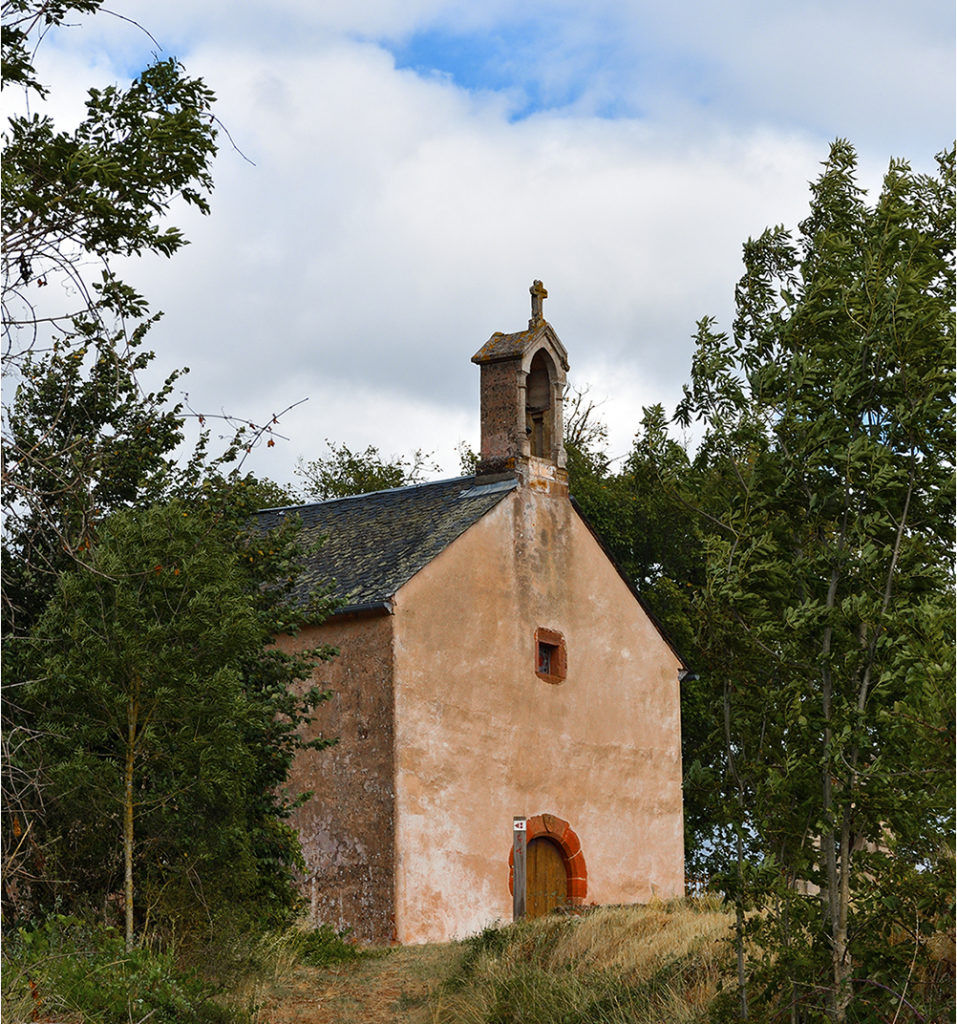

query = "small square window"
[[535, 628, 566, 683]]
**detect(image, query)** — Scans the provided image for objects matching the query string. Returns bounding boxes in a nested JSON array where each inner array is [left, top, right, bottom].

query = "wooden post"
[[513, 816, 527, 921]]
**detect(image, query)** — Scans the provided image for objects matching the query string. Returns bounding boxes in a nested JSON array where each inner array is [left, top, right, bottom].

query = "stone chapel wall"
[[278, 614, 396, 943], [390, 485, 684, 943]]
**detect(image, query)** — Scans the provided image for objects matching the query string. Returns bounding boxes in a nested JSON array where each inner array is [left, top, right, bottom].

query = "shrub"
[[297, 923, 378, 967], [2, 915, 244, 1024]]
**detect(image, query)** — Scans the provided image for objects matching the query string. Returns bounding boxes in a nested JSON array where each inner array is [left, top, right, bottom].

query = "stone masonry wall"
[[277, 613, 396, 944]]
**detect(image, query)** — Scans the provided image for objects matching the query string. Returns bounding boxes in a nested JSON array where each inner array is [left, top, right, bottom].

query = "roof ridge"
[[259, 473, 476, 513]]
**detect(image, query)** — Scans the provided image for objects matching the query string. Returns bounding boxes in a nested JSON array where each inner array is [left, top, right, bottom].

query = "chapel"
[[260, 282, 686, 944]]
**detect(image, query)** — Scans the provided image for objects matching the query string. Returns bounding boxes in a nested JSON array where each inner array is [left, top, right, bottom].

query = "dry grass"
[[220, 928, 311, 1016], [429, 897, 736, 1024], [256, 899, 736, 1024], [538, 899, 733, 979], [257, 943, 451, 1024], [256, 904, 956, 1024]]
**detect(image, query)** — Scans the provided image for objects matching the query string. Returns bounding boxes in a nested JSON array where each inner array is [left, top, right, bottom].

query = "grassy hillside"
[[11, 899, 950, 1022], [427, 898, 734, 1024], [256, 897, 734, 1024]]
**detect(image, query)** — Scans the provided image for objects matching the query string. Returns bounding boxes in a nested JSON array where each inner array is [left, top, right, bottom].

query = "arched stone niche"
[[525, 349, 553, 458]]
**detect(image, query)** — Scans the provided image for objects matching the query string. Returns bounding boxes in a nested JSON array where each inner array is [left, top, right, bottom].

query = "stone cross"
[[529, 280, 548, 325]]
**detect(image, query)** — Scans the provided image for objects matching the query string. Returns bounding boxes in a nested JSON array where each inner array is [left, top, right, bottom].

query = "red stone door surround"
[[508, 812, 587, 907]]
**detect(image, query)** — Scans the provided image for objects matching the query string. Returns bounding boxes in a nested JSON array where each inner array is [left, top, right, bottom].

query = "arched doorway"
[[508, 813, 587, 918], [527, 836, 568, 917]]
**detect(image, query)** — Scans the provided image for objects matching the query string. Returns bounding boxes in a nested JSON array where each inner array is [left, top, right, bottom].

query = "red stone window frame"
[[535, 627, 567, 684], [508, 813, 587, 905]]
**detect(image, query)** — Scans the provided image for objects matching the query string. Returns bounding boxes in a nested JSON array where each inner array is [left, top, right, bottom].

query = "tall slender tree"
[[676, 141, 955, 1021]]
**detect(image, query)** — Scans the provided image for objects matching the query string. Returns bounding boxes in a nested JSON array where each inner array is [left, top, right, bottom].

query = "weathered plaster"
[[390, 484, 684, 943]]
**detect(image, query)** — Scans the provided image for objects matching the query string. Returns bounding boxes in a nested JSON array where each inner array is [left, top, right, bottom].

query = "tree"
[[676, 141, 955, 1021], [562, 397, 716, 876], [1, 0, 224, 908], [2, 0, 220, 613], [2, 3, 217, 362], [565, 403, 701, 646], [1, 3, 321, 940], [18, 490, 337, 947], [295, 440, 439, 499]]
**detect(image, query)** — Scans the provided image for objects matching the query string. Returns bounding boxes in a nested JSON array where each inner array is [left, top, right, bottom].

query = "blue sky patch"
[[389, 24, 605, 120]]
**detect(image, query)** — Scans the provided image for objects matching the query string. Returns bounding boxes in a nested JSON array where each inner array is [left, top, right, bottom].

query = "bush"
[[297, 923, 378, 967], [2, 915, 245, 1024]]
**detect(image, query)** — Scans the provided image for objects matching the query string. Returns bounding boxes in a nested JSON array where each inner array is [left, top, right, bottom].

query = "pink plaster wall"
[[390, 485, 684, 943]]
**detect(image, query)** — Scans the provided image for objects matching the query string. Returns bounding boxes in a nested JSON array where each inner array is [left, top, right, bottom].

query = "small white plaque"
[[513, 819, 527, 832]]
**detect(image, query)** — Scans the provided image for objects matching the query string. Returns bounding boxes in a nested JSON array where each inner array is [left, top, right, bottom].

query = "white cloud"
[[10, 1, 954, 488]]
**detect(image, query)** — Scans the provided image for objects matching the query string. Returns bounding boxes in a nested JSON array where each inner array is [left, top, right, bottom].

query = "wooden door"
[[526, 837, 568, 918]]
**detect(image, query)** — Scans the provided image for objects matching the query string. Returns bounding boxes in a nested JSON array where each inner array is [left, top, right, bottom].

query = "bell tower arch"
[[526, 348, 555, 458], [471, 281, 569, 490]]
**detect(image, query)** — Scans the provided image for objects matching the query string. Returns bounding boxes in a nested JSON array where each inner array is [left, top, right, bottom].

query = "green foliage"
[[2, 0, 220, 636], [295, 440, 440, 499], [1, 3, 330, 949], [563, 398, 708, 870], [567, 402, 700, 651], [673, 140, 955, 1019], [12, 492, 336, 939], [2, 5, 223, 888], [1, 321, 190, 636], [457, 440, 480, 475], [1, 1, 103, 95], [3, 8, 217, 340], [563, 141, 955, 1020], [297, 924, 378, 967], [3, 914, 244, 1024]]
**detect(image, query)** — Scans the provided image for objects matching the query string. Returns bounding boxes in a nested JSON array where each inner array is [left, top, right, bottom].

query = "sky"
[[13, 0, 956, 487]]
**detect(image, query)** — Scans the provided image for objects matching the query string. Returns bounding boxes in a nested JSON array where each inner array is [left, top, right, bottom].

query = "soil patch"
[[257, 944, 452, 1024]]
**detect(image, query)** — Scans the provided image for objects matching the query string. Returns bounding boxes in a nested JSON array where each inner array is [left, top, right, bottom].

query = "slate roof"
[[256, 475, 517, 616]]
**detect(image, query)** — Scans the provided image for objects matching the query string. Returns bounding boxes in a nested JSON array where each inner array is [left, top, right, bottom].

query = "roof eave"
[[329, 600, 394, 619]]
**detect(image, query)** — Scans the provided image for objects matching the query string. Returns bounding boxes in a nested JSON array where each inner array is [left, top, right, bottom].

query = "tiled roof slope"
[[256, 475, 517, 616]]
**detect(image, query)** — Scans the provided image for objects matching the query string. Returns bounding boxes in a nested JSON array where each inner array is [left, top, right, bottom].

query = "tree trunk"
[[828, 474, 913, 1018], [124, 687, 137, 951], [724, 678, 749, 1020], [833, 813, 853, 1018], [734, 865, 749, 1020], [820, 504, 849, 1023]]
